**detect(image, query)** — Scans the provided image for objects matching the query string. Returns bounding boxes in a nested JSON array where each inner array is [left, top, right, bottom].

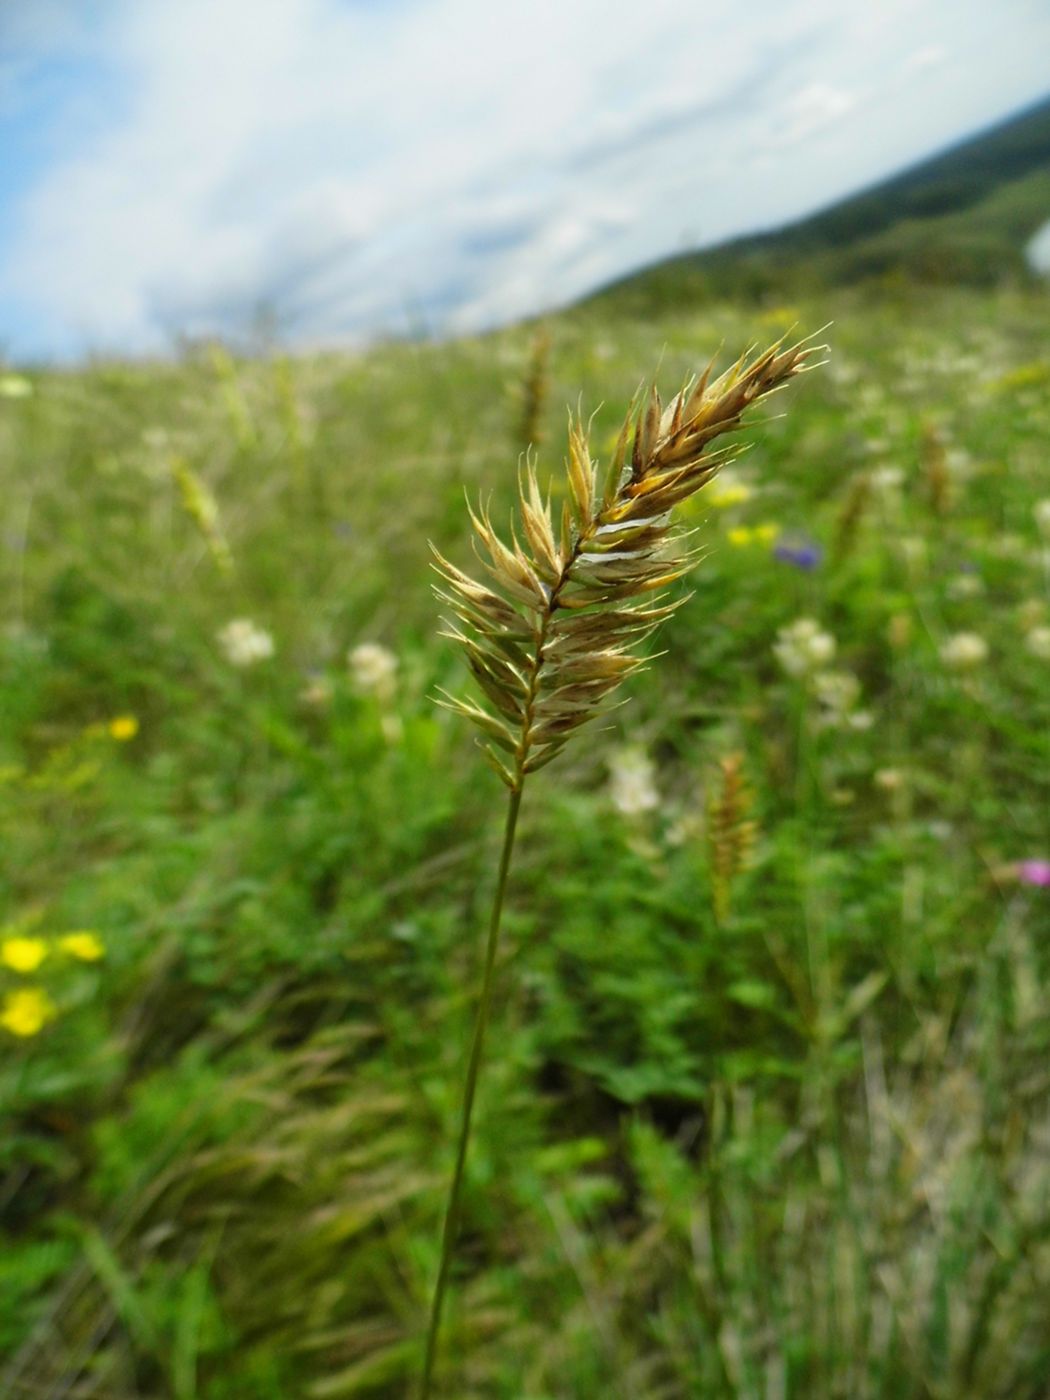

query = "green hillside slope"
[[587, 96, 1050, 314]]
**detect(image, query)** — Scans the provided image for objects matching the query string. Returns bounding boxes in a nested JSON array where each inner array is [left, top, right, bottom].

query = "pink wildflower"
[[1017, 859, 1050, 887]]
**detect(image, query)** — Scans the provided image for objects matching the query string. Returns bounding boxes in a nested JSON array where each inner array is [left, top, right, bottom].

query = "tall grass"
[[0, 287, 1048, 1396], [422, 336, 819, 1391]]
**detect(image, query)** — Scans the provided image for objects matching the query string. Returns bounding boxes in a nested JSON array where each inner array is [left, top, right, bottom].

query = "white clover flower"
[[1025, 626, 1050, 660], [607, 747, 660, 818], [1035, 499, 1050, 540], [947, 573, 984, 600], [870, 465, 905, 492], [774, 618, 836, 678], [1017, 599, 1045, 631], [217, 618, 274, 667], [939, 632, 988, 669], [813, 669, 872, 730], [813, 669, 860, 713], [874, 767, 905, 792], [349, 642, 399, 699]]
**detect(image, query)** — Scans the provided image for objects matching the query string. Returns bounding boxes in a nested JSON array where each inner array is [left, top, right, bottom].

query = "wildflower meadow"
[[1, 280, 1048, 1396]]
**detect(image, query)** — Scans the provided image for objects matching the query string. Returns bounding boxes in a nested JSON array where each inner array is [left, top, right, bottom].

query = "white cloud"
[[1, 0, 1049, 359], [903, 43, 947, 73], [772, 83, 859, 147]]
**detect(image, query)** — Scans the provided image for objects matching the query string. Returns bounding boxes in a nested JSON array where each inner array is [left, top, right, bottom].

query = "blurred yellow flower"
[[1, 937, 48, 973], [728, 522, 780, 548], [758, 305, 799, 327], [0, 374, 33, 399], [0, 987, 56, 1037], [108, 716, 139, 741], [59, 931, 105, 961], [708, 482, 752, 508]]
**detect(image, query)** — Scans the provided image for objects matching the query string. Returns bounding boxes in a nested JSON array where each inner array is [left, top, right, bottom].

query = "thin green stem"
[[420, 783, 523, 1398]]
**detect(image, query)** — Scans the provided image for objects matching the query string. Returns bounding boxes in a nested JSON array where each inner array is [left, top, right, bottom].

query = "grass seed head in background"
[[517, 323, 552, 452], [433, 335, 822, 790], [707, 751, 756, 925], [921, 418, 952, 515]]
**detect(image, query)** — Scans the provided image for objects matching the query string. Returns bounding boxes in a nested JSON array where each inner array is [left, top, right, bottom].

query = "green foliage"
[[1, 276, 1049, 1398]]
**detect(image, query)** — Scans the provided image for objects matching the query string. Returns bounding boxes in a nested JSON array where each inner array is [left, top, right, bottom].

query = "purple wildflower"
[[774, 534, 823, 571], [1017, 859, 1050, 887]]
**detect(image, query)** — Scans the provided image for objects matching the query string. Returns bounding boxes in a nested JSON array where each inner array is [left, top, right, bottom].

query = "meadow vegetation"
[[1, 276, 1049, 1396]]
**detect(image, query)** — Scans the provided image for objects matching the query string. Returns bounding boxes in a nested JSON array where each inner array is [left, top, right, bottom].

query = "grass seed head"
[[707, 752, 756, 924], [518, 324, 552, 452], [435, 334, 821, 789]]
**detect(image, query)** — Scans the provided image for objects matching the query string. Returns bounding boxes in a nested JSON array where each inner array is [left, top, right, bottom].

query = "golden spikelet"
[[707, 752, 755, 925], [433, 335, 821, 790]]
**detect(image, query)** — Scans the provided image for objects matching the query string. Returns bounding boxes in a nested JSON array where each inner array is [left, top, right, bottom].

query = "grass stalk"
[[423, 334, 819, 1391], [420, 784, 522, 1398]]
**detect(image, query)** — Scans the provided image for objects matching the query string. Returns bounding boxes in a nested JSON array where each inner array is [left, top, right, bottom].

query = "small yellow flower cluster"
[[59, 932, 105, 961], [757, 305, 800, 328], [727, 523, 780, 548], [0, 374, 33, 399], [1, 988, 56, 1037], [707, 481, 753, 509], [0, 927, 106, 1037], [1, 937, 48, 972], [108, 716, 139, 741]]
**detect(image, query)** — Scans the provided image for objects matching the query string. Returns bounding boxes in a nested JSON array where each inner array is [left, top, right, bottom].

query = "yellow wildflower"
[[727, 526, 754, 547], [758, 305, 799, 328], [754, 522, 780, 543], [108, 716, 139, 741], [59, 931, 105, 961], [708, 482, 752, 508], [0, 374, 33, 399], [0, 987, 56, 1037], [1, 937, 48, 973]]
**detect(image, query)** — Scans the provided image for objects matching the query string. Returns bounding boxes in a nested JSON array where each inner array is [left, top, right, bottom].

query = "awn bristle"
[[433, 335, 820, 791]]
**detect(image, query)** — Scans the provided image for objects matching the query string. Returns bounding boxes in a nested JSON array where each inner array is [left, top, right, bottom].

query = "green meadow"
[[1, 273, 1049, 1397]]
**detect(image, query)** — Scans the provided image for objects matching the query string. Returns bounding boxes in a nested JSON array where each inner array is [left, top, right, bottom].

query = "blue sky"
[[1, 0, 1048, 362]]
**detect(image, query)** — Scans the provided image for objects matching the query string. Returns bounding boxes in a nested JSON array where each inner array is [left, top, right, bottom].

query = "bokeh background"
[[1, 2, 1049, 1396]]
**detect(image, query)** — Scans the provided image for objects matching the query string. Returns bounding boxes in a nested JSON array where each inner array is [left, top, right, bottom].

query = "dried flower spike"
[[434, 335, 821, 792], [707, 751, 756, 925]]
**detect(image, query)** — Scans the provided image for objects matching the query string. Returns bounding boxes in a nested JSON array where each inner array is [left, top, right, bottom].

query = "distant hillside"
[[585, 95, 1050, 314]]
